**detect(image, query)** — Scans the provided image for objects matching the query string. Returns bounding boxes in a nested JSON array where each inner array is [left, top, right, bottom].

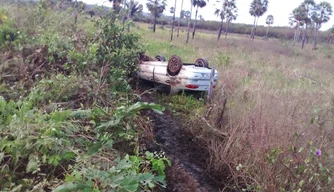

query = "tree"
[[72, 0, 84, 25], [191, 0, 207, 39], [265, 14, 274, 38], [215, 0, 237, 40], [109, 0, 123, 14], [311, 1, 332, 49], [224, 0, 237, 38], [249, 0, 269, 40], [146, 0, 167, 33], [328, 25, 334, 44], [88, 10, 95, 18], [186, 0, 193, 43], [298, 0, 316, 49], [289, 7, 306, 43], [199, 15, 204, 21], [125, 0, 143, 32], [177, 0, 185, 37], [170, 0, 177, 41]]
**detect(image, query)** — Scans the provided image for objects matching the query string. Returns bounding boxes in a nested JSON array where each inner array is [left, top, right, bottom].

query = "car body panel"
[[138, 60, 219, 94]]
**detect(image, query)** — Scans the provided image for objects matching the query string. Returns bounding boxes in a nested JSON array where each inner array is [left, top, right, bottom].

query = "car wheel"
[[155, 55, 166, 62], [195, 58, 209, 68], [167, 55, 183, 76]]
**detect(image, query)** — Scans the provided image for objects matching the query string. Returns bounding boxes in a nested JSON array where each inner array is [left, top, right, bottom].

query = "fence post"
[[207, 67, 215, 103]]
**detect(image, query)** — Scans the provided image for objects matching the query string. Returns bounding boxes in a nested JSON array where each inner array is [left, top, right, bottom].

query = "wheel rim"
[[197, 60, 204, 67], [169, 56, 181, 73]]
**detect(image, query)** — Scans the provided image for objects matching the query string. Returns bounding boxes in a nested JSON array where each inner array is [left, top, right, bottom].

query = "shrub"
[[0, 10, 18, 48], [94, 15, 144, 93]]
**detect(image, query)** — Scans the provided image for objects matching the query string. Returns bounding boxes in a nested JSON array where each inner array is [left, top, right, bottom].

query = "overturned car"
[[137, 54, 219, 94]]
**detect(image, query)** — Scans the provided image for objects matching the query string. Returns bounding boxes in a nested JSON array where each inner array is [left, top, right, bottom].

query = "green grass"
[[134, 21, 334, 191], [1, 3, 334, 190]]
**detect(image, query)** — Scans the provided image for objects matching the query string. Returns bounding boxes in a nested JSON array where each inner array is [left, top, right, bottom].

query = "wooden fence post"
[[207, 67, 215, 103]]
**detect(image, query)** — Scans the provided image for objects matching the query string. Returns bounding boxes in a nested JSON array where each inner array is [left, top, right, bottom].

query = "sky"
[[82, 0, 334, 30]]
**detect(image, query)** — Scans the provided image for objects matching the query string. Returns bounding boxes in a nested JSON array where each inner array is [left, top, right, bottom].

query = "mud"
[[140, 93, 225, 192]]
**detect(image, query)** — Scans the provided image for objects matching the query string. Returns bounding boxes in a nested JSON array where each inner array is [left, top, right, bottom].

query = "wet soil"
[[139, 92, 225, 192]]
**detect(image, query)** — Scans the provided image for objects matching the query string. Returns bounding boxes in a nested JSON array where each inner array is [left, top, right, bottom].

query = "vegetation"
[[136, 21, 334, 191], [249, 0, 269, 40], [191, 0, 207, 39], [214, 0, 238, 40], [125, 0, 144, 32], [186, 0, 193, 43], [1, 0, 334, 191], [311, 1, 332, 49], [146, 0, 167, 33], [169, 0, 177, 41], [176, 0, 184, 37], [265, 14, 274, 38], [0, 2, 170, 191]]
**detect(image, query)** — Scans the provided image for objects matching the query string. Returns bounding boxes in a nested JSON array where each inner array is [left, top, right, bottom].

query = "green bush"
[[0, 16, 18, 47], [94, 15, 144, 93]]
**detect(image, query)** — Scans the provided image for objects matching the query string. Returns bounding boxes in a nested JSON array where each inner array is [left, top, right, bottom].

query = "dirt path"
[[140, 93, 224, 192]]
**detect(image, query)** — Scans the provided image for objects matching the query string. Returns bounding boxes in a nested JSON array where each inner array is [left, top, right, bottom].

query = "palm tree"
[[298, 0, 316, 49], [109, 0, 123, 14], [186, 0, 193, 43], [146, 0, 167, 33], [224, 0, 237, 38], [289, 7, 306, 43], [191, 0, 207, 39], [265, 14, 274, 38], [249, 0, 269, 40], [177, 0, 184, 37], [125, 0, 143, 32], [311, 1, 332, 49], [170, 0, 178, 41], [215, 0, 237, 40]]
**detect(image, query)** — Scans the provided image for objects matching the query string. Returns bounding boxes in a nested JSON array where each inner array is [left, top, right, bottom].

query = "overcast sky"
[[82, 0, 334, 30]]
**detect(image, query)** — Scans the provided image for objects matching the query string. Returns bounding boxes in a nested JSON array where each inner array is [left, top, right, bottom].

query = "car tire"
[[195, 58, 209, 68], [167, 55, 183, 76], [155, 55, 166, 62]]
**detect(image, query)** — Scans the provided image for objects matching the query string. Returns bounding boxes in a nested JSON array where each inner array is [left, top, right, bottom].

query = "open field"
[[0, 2, 334, 192], [133, 22, 334, 191]]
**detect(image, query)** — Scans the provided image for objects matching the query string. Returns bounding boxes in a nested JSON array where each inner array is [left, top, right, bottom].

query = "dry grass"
[[135, 22, 334, 191]]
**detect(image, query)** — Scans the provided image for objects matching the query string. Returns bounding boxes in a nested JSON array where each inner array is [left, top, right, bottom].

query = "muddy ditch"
[[138, 91, 227, 192]]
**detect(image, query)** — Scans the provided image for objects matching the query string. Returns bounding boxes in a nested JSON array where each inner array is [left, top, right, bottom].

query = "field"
[[133, 22, 334, 191], [1, 2, 334, 192]]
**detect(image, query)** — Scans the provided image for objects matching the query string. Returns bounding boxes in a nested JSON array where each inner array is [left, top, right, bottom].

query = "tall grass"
[[136, 22, 334, 191]]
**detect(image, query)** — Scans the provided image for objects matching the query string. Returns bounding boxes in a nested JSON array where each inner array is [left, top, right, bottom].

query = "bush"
[[0, 10, 18, 48], [0, 4, 169, 191], [94, 15, 144, 92]]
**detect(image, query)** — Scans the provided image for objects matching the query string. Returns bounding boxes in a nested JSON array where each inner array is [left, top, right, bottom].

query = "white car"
[[137, 54, 219, 94]]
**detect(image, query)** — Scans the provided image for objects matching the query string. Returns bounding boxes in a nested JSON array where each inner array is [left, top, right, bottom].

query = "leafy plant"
[[55, 152, 169, 192], [94, 13, 144, 93]]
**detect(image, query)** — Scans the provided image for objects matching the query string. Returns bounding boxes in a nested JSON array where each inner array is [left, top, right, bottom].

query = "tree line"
[[134, 0, 333, 49], [28, 0, 334, 49]]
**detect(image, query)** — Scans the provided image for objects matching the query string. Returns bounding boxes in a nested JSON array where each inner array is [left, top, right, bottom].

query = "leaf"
[[26, 158, 38, 173], [64, 151, 76, 160], [152, 175, 167, 187], [139, 173, 155, 188], [297, 165, 305, 175], [298, 147, 304, 153], [120, 178, 139, 192], [0, 152, 4, 162], [87, 141, 103, 155], [299, 180, 305, 187], [145, 151, 153, 160], [115, 156, 133, 171], [53, 183, 91, 192], [165, 159, 172, 167]]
